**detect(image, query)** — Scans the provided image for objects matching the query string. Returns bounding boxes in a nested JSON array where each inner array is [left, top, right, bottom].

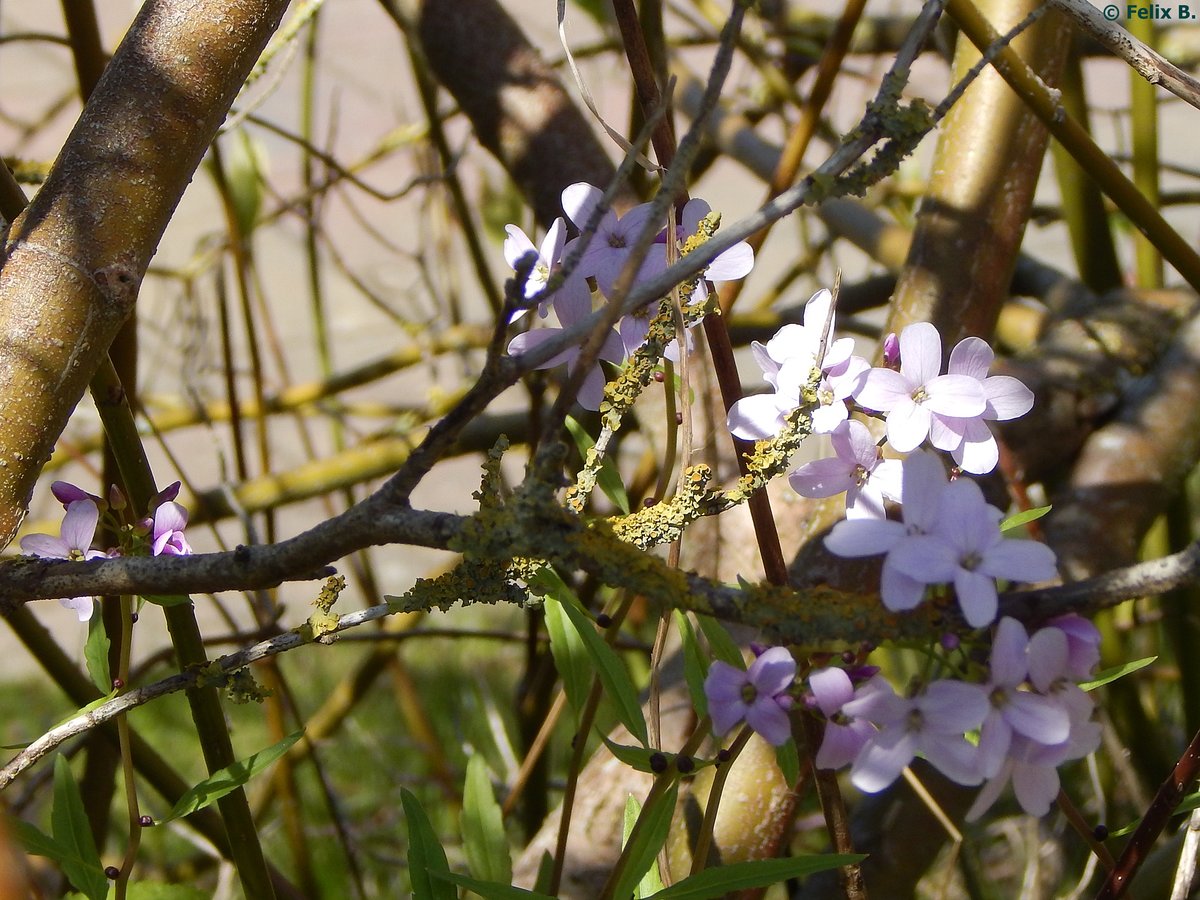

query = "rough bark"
[[0, 0, 290, 546], [416, 0, 635, 227]]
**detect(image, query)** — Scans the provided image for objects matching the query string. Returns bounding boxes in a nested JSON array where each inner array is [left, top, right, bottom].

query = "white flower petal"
[[948, 336, 993, 380], [983, 375, 1035, 420], [898, 322, 942, 386], [727, 394, 788, 441]]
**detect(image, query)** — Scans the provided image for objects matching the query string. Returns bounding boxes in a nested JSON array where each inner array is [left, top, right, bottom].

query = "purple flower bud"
[[155, 481, 182, 505], [882, 332, 900, 368], [845, 665, 880, 683], [108, 484, 127, 511], [51, 481, 91, 507], [940, 633, 961, 651]]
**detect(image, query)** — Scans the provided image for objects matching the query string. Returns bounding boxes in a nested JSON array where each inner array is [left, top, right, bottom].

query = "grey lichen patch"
[[397, 557, 532, 614]]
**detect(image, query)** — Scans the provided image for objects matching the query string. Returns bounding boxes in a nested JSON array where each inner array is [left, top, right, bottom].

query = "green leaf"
[[50, 756, 108, 900], [402, 788, 456, 900], [774, 738, 800, 788], [623, 795, 666, 898], [84, 614, 111, 694], [1000, 505, 1052, 532], [532, 851, 554, 896], [543, 592, 591, 721], [1109, 789, 1200, 838], [696, 615, 744, 669], [161, 732, 302, 823], [565, 415, 630, 514], [674, 611, 709, 719], [461, 756, 512, 884], [601, 735, 714, 776], [602, 735, 659, 773], [1080, 656, 1157, 691], [12, 818, 65, 860], [645, 854, 866, 899], [429, 869, 555, 899], [139, 594, 191, 608], [612, 782, 679, 900], [556, 590, 648, 746]]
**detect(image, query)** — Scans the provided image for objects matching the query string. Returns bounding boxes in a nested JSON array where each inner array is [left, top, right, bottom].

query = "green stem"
[[946, 0, 1200, 291], [90, 357, 277, 900], [114, 595, 140, 900], [598, 721, 709, 900], [1128, 11, 1162, 288], [1052, 49, 1122, 291], [689, 726, 752, 872]]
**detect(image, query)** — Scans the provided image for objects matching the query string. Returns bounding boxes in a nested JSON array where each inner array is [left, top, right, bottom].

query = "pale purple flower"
[[507, 325, 625, 410], [1044, 614, 1101, 680], [853, 322, 986, 453], [152, 501, 193, 556], [824, 451, 949, 612], [789, 420, 902, 519], [928, 337, 1035, 474], [976, 618, 1072, 777], [846, 679, 988, 792], [809, 667, 888, 770], [888, 477, 1058, 627], [814, 353, 871, 434], [675, 198, 755, 298], [508, 269, 624, 411], [503, 220, 593, 326], [561, 183, 667, 298], [704, 646, 796, 746], [615, 197, 753, 358], [504, 219, 566, 322], [727, 290, 857, 440], [20, 499, 105, 622], [966, 619, 1101, 820], [966, 716, 1101, 821]]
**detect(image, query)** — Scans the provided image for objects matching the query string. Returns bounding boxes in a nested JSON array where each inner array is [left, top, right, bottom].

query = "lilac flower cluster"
[[825, 451, 1056, 627], [504, 183, 754, 409], [728, 291, 1052, 627], [809, 616, 1101, 820], [20, 480, 194, 622], [732, 293, 1033, 475], [704, 616, 1101, 820]]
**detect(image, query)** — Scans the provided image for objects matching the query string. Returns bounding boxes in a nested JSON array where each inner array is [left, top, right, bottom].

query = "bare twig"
[[1050, 0, 1200, 111]]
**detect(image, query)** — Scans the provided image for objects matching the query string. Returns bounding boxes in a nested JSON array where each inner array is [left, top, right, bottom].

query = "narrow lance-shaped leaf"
[[610, 781, 679, 900], [675, 610, 709, 719], [402, 788, 456, 900], [429, 869, 556, 899], [623, 794, 666, 898], [50, 755, 109, 900], [161, 732, 303, 823], [645, 854, 867, 899], [543, 591, 591, 721], [697, 614, 744, 669], [84, 614, 111, 695], [555, 587, 649, 746], [461, 755, 512, 884]]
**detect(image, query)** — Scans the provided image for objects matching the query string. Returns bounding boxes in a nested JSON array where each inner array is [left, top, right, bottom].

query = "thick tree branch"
[[0, 0, 290, 546]]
